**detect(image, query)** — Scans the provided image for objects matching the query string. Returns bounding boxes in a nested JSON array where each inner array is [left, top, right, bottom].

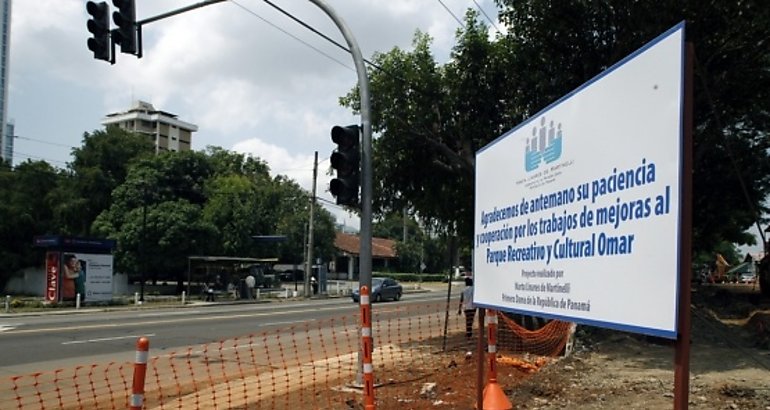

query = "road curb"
[[0, 284, 453, 318]]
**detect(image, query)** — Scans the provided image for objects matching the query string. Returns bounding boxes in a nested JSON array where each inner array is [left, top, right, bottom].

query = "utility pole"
[[403, 206, 408, 242], [139, 182, 147, 303], [301, 223, 308, 292], [305, 151, 318, 297]]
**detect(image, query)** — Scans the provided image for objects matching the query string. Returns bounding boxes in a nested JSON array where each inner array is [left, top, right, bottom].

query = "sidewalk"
[[0, 281, 460, 318]]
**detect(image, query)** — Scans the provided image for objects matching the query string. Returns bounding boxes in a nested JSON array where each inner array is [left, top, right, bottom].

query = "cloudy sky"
[[8, 0, 501, 227]]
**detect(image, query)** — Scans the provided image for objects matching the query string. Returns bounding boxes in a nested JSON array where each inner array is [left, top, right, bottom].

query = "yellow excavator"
[[709, 253, 731, 283]]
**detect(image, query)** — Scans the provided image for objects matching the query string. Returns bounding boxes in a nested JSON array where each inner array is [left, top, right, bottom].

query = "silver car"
[[351, 277, 403, 303]]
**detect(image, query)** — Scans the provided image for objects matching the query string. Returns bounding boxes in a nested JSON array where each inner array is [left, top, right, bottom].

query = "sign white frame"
[[473, 23, 685, 339]]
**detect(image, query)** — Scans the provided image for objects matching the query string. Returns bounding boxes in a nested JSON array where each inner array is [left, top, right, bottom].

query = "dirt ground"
[[325, 284, 770, 409]]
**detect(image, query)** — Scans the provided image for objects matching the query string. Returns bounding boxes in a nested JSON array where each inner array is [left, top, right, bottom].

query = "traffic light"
[[86, 1, 111, 62], [112, 0, 137, 54], [329, 125, 361, 206]]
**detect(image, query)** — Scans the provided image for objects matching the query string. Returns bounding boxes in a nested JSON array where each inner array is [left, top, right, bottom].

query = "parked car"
[[740, 272, 756, 283], [351, 277, 403, 303]]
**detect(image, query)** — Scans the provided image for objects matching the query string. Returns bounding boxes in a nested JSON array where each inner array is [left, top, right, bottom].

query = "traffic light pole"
[[88, 0, 373, 307], [308, 0, 372, 302], [307, 0, 372, 387]]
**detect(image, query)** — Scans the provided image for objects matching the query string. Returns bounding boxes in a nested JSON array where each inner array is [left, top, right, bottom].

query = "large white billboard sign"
[[473, 23, 684, 338], [63, 253, 114, 302]]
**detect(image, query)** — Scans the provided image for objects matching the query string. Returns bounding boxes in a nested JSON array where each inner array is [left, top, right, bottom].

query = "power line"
[[259, 0, 391, 76], [11, 150, 69, 167], [317, 195, 351, 210], [14, 134, 78, 150], [260, 0, 442, 102], [228, 0, 353, 71], [262, 0, 350, 57], [436, 0, 465, 28], [471, 0, 500, 32]]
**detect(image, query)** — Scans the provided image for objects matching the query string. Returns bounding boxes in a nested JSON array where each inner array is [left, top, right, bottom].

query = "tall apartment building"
[[102, 100, 198, 153], [0, 0, 12, 165]]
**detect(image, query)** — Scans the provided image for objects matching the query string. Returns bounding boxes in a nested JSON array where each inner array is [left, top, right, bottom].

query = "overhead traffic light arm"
[[86, 0, 228, 62]]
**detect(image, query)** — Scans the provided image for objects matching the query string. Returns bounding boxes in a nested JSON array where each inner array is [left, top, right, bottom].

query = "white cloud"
[[8, 0, 501, 225], [232, 137, 315, 187]]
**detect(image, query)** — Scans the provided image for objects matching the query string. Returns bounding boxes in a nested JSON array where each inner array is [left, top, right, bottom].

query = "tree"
[[342, 3, 770, 260], [341, 13, 520, 253], [93, 150, 217, 282], [205, 146, 271, 179], [0, 160, 63, 288], [65, 126, 154, 235], [495, 0, 770, 254], [272, 176, 337, 265], [203, 174, 266, 257], [373, 211, 424, 242], [94, 148, 337, 285], [371, 211, 454, 274]]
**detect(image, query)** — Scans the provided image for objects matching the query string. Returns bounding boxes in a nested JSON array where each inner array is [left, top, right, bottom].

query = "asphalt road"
[[0, 287, 452, 377]]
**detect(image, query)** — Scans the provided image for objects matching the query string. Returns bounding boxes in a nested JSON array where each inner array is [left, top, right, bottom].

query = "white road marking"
[[266, 320, 307, 326], [138, 310, 201, 317], [5, 305, 359, 335], [62, 333, 157, 345]]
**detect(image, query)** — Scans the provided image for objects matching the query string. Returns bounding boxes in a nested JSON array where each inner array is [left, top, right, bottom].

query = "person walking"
[[311, 276, 319, 295], [458, 276, 476, 338]]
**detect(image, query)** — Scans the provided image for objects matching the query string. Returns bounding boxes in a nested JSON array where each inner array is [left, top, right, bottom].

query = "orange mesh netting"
[[3, 301, 575, 409]]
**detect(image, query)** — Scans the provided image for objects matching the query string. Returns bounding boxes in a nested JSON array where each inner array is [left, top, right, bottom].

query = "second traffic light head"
[[112, 0, 137, 55]]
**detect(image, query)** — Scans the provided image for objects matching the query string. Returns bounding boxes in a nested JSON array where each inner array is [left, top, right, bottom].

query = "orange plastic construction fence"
[[3, 301, 573, 409]]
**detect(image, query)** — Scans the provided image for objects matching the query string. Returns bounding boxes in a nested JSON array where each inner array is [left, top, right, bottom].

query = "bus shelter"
[[186, 256, 279, 299]]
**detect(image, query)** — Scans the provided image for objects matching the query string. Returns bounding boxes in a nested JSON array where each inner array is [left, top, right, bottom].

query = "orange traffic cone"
[[482, 378, 512, 410], [481, 310, 513, 410]]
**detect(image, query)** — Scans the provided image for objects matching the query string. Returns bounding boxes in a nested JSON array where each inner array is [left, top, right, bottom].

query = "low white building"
[[102, 100, 198, 154]]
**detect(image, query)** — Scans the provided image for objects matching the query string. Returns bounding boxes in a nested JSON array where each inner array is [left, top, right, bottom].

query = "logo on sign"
[[45, 252, 60, 302], [525, 116, 563, 171]]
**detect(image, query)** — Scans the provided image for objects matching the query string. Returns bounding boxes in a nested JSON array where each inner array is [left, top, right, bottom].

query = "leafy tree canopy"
[[342, 2, 770, 258], [0, 160, 62, 286], [496, 0, 770, 254], [93, 148, 336, 280], [65, 126, 155, 235]]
